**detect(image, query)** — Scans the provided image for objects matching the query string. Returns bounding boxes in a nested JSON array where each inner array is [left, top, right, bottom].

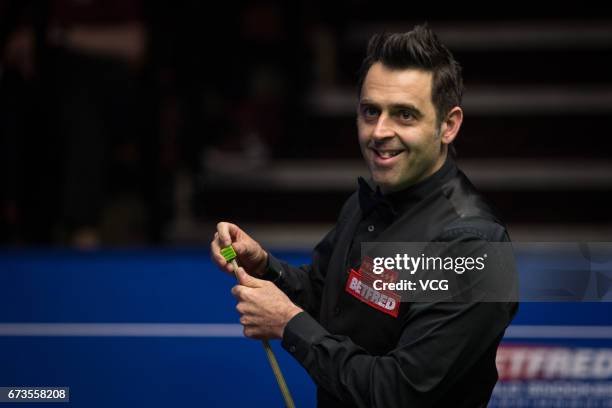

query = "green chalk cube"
[[220, 245, 237, 262]]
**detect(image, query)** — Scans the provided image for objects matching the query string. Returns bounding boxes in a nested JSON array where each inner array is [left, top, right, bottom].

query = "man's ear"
[[440, 106, 463, 145]]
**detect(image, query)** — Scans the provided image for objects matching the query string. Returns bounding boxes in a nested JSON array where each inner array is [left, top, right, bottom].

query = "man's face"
[[357, 62, 447, 194]]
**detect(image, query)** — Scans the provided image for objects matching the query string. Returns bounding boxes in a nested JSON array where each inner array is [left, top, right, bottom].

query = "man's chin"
[[371, 175, 395, 193], [372, 174, 417, 194]]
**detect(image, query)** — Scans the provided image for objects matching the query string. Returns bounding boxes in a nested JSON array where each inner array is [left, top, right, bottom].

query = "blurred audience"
[[0, 1, 304, 247], [2, 2, 607, 246], [1, 0, 152, 247]]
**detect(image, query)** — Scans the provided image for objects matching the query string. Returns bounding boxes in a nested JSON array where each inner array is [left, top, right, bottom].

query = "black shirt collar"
[[358, 155, 457, 216]]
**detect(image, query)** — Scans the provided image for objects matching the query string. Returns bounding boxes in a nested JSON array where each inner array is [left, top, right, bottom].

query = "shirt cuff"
[[261, 253, 284, 283], [281, 311, 328, 363]]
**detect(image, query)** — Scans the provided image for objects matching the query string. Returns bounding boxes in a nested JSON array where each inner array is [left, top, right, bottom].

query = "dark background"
[[1, 1, 611, 248]]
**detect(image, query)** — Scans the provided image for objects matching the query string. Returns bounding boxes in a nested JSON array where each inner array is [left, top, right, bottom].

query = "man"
[[211, 24, 517, 407]]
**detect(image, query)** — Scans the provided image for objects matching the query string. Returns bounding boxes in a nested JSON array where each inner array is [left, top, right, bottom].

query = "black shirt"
[[266, 157, 518, 407]]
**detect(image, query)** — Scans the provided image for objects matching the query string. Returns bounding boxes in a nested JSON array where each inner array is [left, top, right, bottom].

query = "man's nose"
[[372, 114, 395, 140]]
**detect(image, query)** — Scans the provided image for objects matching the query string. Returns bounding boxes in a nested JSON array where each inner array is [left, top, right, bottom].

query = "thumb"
[[232, 241, 247, 256], [235, 267, 262, 288]]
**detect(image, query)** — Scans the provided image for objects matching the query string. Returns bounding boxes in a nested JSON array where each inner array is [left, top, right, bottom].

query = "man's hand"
[[211, 222, 268, 277], [232, 267, 302, 340]]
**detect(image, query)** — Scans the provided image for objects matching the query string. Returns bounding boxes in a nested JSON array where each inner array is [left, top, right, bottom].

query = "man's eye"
[[399, 110, 414, 121], [362, 106, 379, 118]]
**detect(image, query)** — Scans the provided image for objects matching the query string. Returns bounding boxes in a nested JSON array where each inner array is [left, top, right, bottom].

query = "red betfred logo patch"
[[344, 265, 400, 318]]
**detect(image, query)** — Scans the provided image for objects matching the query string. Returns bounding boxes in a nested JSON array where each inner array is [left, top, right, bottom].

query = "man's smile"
[[369, 147, 406, 166]]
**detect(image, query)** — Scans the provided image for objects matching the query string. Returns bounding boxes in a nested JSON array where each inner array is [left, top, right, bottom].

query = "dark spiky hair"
[[357, 24, 464, 125]]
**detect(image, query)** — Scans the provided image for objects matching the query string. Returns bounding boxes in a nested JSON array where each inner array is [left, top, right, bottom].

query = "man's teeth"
[[377, 150, 402, 158]]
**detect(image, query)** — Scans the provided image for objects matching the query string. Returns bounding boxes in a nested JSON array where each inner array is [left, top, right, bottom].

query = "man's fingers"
[[232, 241, 245, 256], [235, 267, 262, 288], [231, 285, 246, 299], [235, 267, 250, 285], [216, 222, 240, 247], [242, 325, 263, 339], [235, 302, 258, 318], [232, 284, 259, 303], [243, 326, 265, 340], [216, 222, 231, 246], [210, 238, 226, 265]]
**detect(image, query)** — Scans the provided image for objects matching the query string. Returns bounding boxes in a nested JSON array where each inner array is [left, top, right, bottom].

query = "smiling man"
[[358, 63, 461, 193], [212, 24, 517, 407]]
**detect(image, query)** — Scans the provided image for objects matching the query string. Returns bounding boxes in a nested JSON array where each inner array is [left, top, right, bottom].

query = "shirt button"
[[334, 306, 341, 315], [289, 345, 297, 353], [368, 225, 375, 232]]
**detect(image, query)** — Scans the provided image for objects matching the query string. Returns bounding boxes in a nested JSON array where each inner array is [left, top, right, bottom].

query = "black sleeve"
[[280, 225, 517, 407], [263, 225, 336, 318], [282, 303, 513, 407], [262, 193, 358, 318]]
